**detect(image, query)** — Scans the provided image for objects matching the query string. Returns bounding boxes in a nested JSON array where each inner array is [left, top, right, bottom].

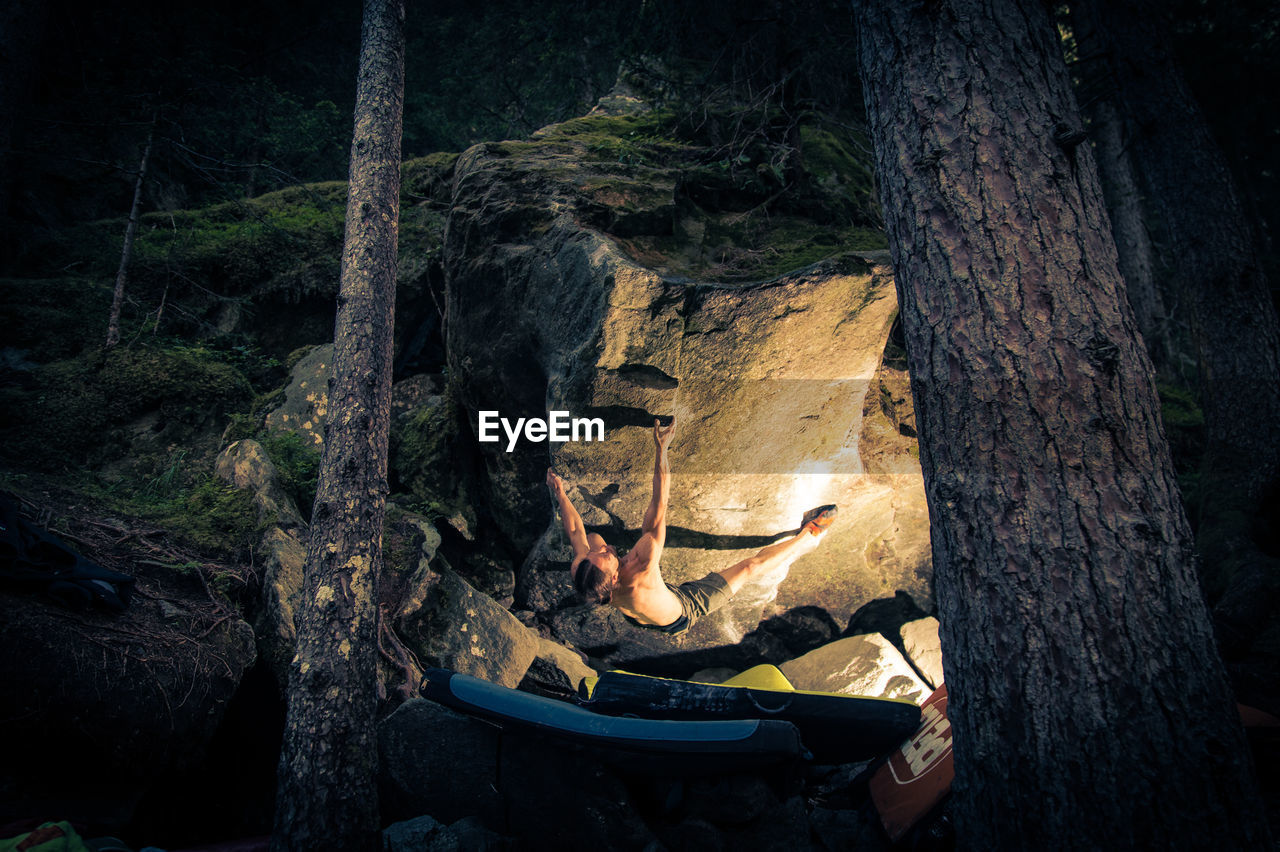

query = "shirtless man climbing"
[[545, 417, 837, 634]]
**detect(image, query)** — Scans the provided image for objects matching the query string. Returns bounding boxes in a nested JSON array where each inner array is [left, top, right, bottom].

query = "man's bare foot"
[[801, 504, 838, 537]]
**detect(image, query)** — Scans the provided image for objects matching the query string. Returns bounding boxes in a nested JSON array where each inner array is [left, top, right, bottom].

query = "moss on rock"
[[0, 342, 254, 483], [152, 476, 262, 559], [402, 152, 461, 204]]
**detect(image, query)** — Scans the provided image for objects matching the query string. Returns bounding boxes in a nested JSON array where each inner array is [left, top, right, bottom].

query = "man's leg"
[[662, 506, 837, 631], [716, 525, 824, 595]]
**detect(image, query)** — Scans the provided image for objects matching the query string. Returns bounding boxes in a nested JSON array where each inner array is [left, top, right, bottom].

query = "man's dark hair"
[[572, 557, 612, 606]]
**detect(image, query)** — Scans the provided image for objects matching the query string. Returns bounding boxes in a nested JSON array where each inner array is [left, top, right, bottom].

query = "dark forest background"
[[4, 0, 1275, 281]]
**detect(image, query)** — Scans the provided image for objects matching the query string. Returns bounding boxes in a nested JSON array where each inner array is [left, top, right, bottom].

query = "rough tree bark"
[[1071, 0, 1280, 598], [270, 1, 404, 850], [851, 1, 1270, 848], [105, 115, 155, 349]]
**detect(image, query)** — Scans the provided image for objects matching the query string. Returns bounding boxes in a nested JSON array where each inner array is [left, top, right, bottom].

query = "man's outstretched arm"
[[547, 468, 590, 560], [641, 417, 676, 547]]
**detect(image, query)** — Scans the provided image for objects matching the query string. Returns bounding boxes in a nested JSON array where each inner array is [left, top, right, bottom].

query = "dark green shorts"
[[623, 572, 733, 635]]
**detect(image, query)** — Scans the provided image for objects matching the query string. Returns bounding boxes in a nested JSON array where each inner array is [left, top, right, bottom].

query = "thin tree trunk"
[[1072, 0, 1280, 593], [852, 1, 1269, 848], [105, 116, 156, 349], [1067, 9, 1173, 374], [1086, 95, 1171, 372], [270, 1, 404, 849]]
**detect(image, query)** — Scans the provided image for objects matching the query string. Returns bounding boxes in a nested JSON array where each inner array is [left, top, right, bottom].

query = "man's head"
[[572, 548, 618, 605]]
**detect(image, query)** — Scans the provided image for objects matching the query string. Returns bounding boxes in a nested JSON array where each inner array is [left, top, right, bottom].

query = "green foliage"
[[14, 183, 350, 365], [98, 345, 254, 415], [504, 92, 885, 283], [28, 182, 345, 293], [402, 1, 643, 154], [0, 342, 253, 476], [798, 126, 880, 225], [541, 112, 686, 166], [707, 215, 885, 280], [150, 475, 261, 559], [0, 278, 115, 361], [143, 449, 190, 500], [630, 0, 862, 121], [130, 183, 348, 297], [1158, 383, 1204, 430], [177, 77, 350, 199], [398, 203, 448, 294]]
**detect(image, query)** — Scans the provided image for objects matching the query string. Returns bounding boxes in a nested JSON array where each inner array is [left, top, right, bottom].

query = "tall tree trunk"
[[105, 116, 156, 349], [851, 1, 1269, 848], [1072, 0, 1280, 594], [271, 1, 404, 849]]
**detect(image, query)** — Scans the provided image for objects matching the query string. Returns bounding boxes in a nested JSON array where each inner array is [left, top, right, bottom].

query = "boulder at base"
[[395, 557, 541, 688], [900, 616, 944, 689], [780, 633, 929, 704]]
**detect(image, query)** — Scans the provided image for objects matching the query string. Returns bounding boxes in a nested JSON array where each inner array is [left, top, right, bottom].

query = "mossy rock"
[[254, 429, 321, 520], [131, 184, 348, 301], [0, 343, 254, 478], [151, 476, 262, 560]]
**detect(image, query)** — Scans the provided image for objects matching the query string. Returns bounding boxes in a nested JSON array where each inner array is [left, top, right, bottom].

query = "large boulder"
[[444, 106, 931, 652], [395, 557, 541, 688]]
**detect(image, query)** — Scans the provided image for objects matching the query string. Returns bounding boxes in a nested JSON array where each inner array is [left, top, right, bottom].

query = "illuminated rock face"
[[445, 120, 931, 652]]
